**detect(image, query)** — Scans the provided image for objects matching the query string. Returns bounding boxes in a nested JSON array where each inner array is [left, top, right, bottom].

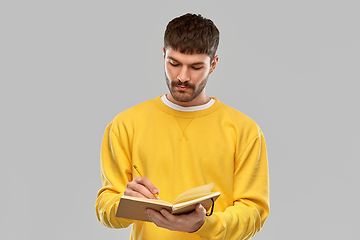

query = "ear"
[[209, 55, 219, 74], [162, 47, 166, 59]]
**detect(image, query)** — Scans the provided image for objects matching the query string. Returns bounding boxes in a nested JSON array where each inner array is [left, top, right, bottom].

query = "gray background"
[[1, 0, 359, 239]]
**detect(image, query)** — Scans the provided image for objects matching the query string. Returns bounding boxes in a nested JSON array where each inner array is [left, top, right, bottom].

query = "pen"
[[133, 165, 159, 198]]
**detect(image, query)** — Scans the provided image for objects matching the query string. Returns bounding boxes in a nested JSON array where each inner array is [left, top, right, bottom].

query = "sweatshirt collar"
[[154, 95, 221, 118]]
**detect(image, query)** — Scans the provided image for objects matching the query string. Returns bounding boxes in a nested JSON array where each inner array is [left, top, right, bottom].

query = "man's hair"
[[164, 13, 220, 60]]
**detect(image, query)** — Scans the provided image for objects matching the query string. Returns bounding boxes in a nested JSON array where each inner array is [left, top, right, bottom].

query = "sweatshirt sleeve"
[[194, 130, 270, 240], [95, 120, 135, 229]]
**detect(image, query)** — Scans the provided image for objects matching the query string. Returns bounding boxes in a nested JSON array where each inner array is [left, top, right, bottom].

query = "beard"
[[165, 73, 209, 102]]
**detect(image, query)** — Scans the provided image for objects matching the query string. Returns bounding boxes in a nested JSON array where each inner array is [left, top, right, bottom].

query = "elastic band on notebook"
[[206, 198, 215, 216]]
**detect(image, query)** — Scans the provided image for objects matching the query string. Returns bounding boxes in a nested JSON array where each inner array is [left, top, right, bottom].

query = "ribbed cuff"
[[193, 214, 225, 239]]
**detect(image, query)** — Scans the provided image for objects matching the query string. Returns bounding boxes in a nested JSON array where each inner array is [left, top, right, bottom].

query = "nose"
[[177, 66, 190, 82]]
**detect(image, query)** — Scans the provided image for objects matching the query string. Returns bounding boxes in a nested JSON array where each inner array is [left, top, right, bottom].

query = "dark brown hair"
[[164, 13, 220, 60]]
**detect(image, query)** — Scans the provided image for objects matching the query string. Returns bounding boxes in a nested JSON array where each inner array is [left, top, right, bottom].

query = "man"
[[96, 13, 269, 240]]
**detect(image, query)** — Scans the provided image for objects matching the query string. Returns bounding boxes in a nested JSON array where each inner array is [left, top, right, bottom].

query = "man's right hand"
[[124, 177, 160, 199]]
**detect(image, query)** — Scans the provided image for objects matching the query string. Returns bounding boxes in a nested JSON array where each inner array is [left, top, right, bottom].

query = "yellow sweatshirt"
[[96, 96, 269, 240]]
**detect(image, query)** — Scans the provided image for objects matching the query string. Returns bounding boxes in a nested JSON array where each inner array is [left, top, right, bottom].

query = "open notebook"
[[116, 183, 221, 222]]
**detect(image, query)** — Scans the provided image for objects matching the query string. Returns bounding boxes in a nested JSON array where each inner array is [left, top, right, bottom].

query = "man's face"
[[163, 47, 218, 106]]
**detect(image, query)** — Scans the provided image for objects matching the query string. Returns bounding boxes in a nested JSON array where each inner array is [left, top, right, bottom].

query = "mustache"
[[171, 80, 195, 88]]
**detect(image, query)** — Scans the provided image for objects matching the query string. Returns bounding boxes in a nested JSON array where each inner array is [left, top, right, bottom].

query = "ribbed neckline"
[[154, 95, 221, 118]]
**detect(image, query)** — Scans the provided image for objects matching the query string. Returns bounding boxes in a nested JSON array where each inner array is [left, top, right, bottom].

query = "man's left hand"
[[145, 203, 206, 233]]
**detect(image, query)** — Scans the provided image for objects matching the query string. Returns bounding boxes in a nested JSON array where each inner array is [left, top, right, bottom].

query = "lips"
[[176, 85, 190, 91]]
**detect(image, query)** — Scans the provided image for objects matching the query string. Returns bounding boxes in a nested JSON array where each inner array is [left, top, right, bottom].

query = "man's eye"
[[192, 66, 202, 70], [169, 62, 179, 67]]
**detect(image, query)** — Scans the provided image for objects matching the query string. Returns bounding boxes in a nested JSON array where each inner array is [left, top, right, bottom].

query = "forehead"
[[165, 48, 211, 65]]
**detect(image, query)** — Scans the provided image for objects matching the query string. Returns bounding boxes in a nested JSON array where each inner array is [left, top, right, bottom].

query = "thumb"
[[196, 204, 206, 215]]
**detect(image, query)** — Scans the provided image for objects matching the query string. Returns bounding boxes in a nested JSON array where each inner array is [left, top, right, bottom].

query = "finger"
[[160, 209, 175, 221], [124, 187, 151, 198], [134, 177, 160, 198], [195, 204, 206, 215], [146, 209, 169, 227], [125, 179, 157, 199], [186, 204, 206, 220]]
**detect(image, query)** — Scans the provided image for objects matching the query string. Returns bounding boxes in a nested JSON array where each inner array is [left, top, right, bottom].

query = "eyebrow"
[[167, 56, 206, 66]]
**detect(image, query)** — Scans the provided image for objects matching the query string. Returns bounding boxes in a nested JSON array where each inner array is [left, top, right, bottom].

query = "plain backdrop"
[[1, 0, 359, 239]]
